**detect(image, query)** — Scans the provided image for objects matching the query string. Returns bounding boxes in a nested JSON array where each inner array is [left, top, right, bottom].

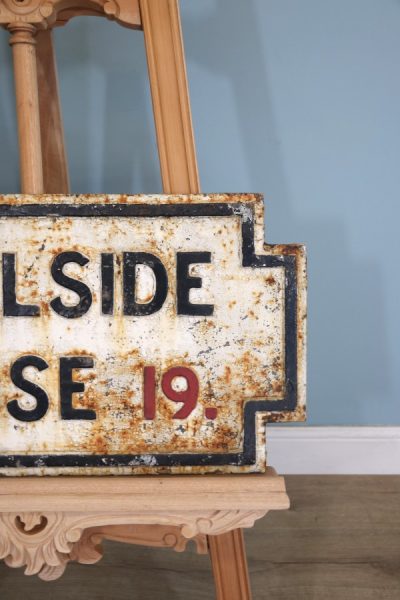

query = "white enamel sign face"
[[0, 194, 306, 475]]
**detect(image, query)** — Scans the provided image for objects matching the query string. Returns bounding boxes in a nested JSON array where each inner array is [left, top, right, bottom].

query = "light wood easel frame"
[[0, 1, 290, 597]]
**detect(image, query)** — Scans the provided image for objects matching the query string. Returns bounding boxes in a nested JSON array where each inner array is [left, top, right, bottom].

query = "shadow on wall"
[[181, 0, 393, 425], [54, 18, 161, 193], [0, 30, 20, 192], [0, 1, 395, 424], [0, 22, 161, 194]]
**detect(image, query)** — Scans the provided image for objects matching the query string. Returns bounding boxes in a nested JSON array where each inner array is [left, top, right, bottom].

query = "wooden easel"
[[0, 1, 290, 597]]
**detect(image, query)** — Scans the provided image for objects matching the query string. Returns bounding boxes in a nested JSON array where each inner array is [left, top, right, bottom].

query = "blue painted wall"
[[0, 0, 398, 424]]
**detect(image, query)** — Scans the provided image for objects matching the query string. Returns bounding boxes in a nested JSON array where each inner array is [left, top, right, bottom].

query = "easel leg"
[[208, 529, 252, 600], [140, 0, 200, 194], [140, 4, 253, 595]]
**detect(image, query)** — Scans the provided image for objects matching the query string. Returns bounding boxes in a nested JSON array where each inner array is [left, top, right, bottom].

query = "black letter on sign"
[[123, 252, 168, 316], [2, 253, 40, 316], [60, 357, 96, 420], [50, 252, 92, 318], [101, 253, 114, 315], [177, 252, 214, 316], [8, 355, 49, 422]]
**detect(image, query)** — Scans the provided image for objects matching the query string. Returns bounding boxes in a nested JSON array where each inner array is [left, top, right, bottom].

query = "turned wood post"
[[8, 23, 44, 194]]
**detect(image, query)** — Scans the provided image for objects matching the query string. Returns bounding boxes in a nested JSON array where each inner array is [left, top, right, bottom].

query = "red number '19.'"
[[161, 367, 199, 419]]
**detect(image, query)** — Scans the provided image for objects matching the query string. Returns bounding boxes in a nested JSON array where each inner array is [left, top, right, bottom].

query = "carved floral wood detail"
[[0, 0, 141, 30], [0, 509, 267, 581]]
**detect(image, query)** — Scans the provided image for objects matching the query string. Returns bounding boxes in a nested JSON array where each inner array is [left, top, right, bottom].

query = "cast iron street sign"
[[0, 194, 306, 475]]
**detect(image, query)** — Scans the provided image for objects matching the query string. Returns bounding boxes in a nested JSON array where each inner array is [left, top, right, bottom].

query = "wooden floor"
[[1, 476, 399, 599]]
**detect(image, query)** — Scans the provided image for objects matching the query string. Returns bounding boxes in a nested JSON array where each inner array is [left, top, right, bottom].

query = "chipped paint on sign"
[[0, 194, 306, 475]]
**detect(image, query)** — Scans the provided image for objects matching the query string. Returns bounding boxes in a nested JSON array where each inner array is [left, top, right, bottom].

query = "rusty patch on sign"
[[0, 194, 306, 475]]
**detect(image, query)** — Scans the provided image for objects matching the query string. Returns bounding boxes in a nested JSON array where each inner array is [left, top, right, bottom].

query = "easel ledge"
[[0, 467, 289, 513], [0, 469, 289, 584]]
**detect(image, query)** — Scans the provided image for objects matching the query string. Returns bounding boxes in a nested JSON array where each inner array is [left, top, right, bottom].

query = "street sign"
[[0, 193, 306, 475]]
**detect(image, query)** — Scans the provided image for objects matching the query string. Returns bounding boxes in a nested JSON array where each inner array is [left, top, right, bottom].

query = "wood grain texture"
[[0, 476, 398, 599], [72, 523, 208, 558], [249, 476, 400, 600], [140, 0, 200, 194], [8, 24, 43, 194], [0, 470, 288, 581], [0, 469, 288, 513], [36, 30, 70, 194], [209, 529, 251, 600]]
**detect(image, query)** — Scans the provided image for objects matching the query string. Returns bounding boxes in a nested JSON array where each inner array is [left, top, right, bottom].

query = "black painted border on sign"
[[0, 202, 299, 469]]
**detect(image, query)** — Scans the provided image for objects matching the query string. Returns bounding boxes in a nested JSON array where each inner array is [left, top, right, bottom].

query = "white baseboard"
[[266, 427, 400, 474]]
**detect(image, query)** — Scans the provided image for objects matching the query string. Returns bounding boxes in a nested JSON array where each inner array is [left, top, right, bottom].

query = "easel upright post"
[[140, 3, 252, 597], [140, 0, 200, 194]]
